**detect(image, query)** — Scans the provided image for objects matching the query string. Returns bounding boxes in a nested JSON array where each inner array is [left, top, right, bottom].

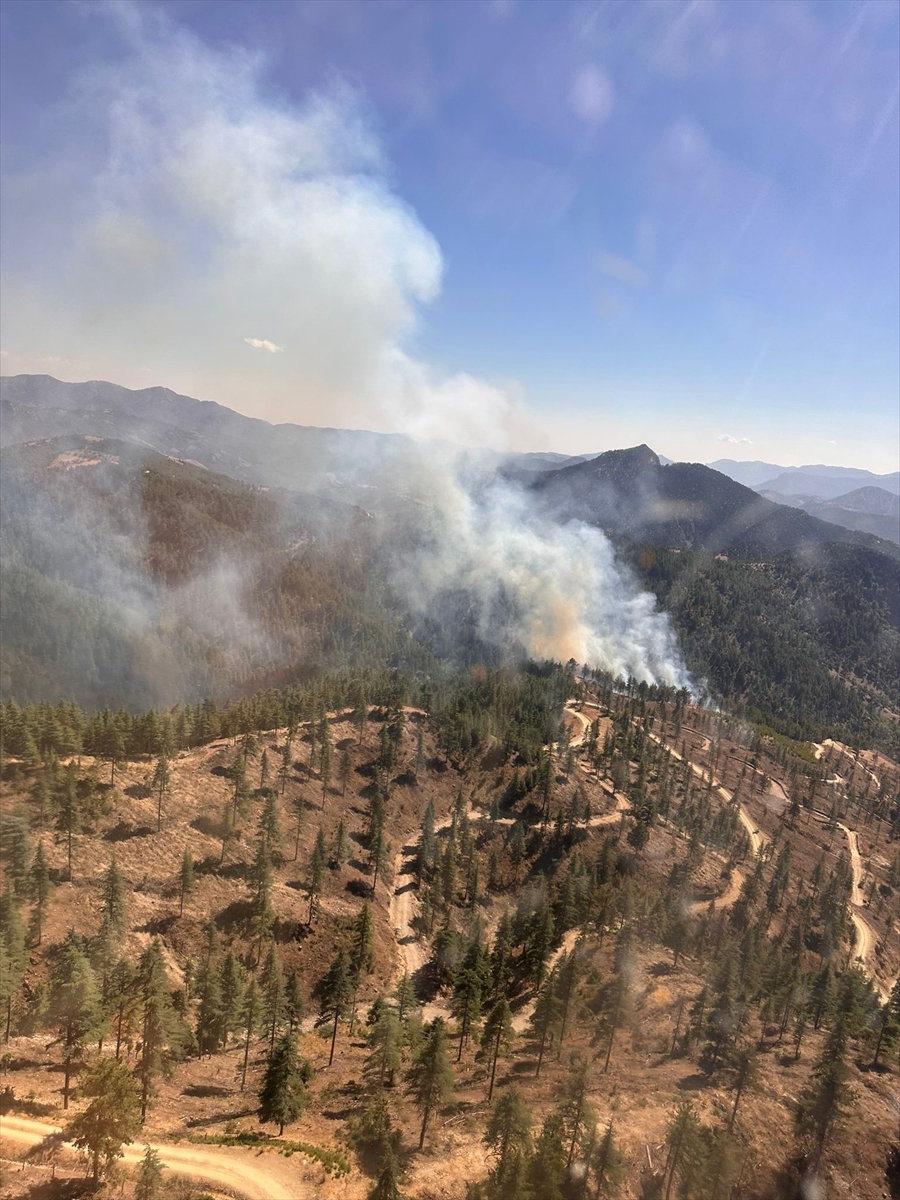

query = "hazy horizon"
[[1, 1, 898, 472]]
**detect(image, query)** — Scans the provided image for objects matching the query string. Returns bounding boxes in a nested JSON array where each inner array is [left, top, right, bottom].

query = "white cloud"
[[0, 6, 449, 429], [718, 433, 753, 445], [598, 251, 645, 287], [568, 65, 615, 125]]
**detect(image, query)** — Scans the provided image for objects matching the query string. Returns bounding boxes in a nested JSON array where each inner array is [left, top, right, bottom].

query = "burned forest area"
[[1, 667, 899, 1200]]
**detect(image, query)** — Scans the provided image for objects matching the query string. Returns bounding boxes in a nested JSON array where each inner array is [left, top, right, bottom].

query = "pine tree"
[[394, 972, 418, 1022], [280, 734, 293, 795], [351, 904, 376, 978], [134, 1145, 165, 1200], [725, 1042, 759, 1132], [527, 965, 563, 1077], [258, 1033, 310, 1135], [0, 811, 31, 898], [151, 753, 170, 832], [591, 1120, 626, 1198], [49, 932, 103, 1108], [28, 842, 51, 946], [663, 1100, 703, 1200], [558, 1058, 597, 1169], [57, 764, 81, 882], [250, 836, 275, 961], [796, 1008, 852, 1170], [291, 794, 306, 862], [332, 817, 349, 867], [101, 856, 129, 939], [65, 1056, 141, 1183], [306, 827, 327, 925], [105, 957, 138, 1060], [179, 849, 195, 917], [366, 1002, 403, 1088], [481, 998, 514, 1101], [484, 1085, 532, 1198], [599, 972, 630, 1073], [102, 720, 127, 786], [417, 801, 436, 884], [0, 889, 26, 1041], [259, 791, 281, 854], [528, 1110, 567, 1200], [368, 1141, 405, 1200], [317, 947, 353, 1066], [451, 967, 483, 1061], [283, 969, 305, 1037], [260, 943, 284, 1054], [370, 825, 391, 897], [405, 1017, 455, 1150], [871, 983, 900, 1068], [219, 800, 237, 866], [241, 977, 261, 1092], [338, 747, 352, 797], [509, 822, 527, 885], [219, 951, 244, 1048], [137, 939, 187, 1121], [320, 728, 333, 803]]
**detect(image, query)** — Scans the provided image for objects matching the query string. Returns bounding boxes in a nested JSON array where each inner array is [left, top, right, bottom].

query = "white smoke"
[[393, 460, 690, 685], [3, 3, 691, 689]]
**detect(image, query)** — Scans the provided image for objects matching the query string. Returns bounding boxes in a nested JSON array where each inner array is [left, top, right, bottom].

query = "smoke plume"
[[2, 4, 691, 693]]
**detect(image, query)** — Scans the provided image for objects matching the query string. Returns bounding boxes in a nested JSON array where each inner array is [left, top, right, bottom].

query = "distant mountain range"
[[709, 457, 900, 491], [708, 458, 900, 545]]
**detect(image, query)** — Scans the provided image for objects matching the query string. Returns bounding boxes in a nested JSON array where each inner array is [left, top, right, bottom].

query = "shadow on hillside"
[[136, 914, 177, 937], [183, 1083, 233, 1098], [13, 1181, 95, 1200], [104, 820, 154, 842], [124, 782, 153, 800], [191, 815, 220, 838], [185, 1107, 257, 1129], [677, 1072, 712, 1091], [214, 898, 254, 933], [345, 877, 373, 898]]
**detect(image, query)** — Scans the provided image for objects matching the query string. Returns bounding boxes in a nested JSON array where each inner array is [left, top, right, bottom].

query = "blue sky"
[[1, 0, 898, 470]]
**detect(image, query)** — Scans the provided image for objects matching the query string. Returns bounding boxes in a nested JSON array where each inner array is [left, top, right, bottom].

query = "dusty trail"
[[0, 1114, 308, 1200], [648, 720, 890, 1000], [814, 738, 881, 791], [645, 730, 763, 857], [388, 703, 627, 1013], [807, 743, 889, 1000], [836, 821, 888, 1001]]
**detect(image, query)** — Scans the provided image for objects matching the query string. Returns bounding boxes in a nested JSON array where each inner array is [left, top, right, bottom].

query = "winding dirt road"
[[0, 1114, 308, 1200], [835, 821, 889, 1001], [645, 730, 763, 858]]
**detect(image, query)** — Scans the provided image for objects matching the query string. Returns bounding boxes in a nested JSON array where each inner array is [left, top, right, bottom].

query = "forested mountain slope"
[[0, 437, 419, 710], [531, 445, 899, 559]]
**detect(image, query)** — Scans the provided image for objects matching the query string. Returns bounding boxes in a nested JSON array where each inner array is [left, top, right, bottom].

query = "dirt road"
[[0, 1114, 308, 1200], [835, 821, 889, 1001], [646, 731, 763, 858]]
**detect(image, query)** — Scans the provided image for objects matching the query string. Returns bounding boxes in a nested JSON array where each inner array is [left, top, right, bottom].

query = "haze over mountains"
[[709, 458, 900, 545], [1, 373, 898, 754]]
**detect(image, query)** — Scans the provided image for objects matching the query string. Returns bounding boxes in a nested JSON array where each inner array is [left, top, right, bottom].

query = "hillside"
[[531, 446, 899, 559], [0, 435, 425, 710], [1, 668, 898, 1200]]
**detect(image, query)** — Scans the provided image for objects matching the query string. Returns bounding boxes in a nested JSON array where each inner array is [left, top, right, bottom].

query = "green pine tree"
[[258, 1032, 310, 1135]]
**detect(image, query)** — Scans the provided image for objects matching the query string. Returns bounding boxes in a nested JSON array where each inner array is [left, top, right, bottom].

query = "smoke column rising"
[[4, 3, 691, 690]]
